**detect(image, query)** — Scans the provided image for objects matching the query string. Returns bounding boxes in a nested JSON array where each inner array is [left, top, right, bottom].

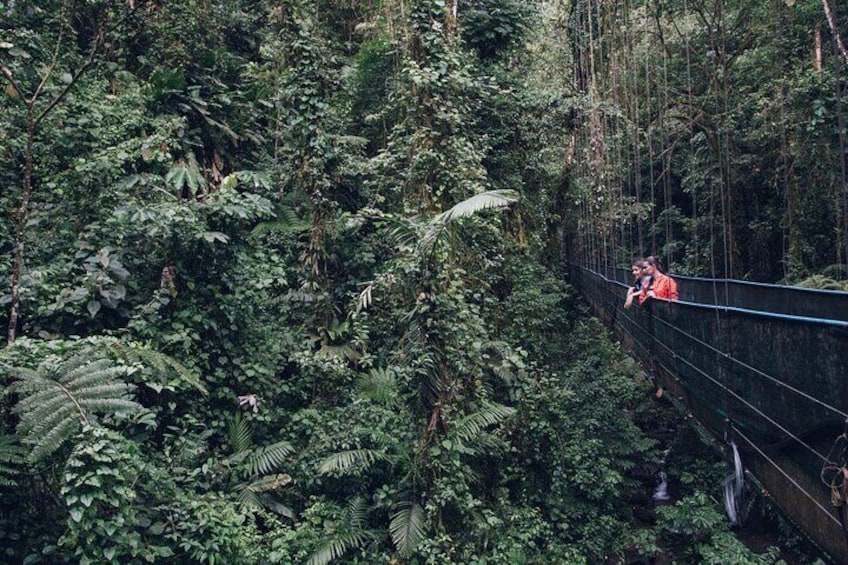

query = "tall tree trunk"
[[7, 110, 36, 344]]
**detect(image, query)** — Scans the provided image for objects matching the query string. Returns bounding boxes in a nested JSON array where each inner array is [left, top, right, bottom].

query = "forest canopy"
[[0, 0, 844, 563]]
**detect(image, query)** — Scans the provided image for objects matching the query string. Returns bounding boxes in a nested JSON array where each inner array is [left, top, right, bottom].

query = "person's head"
[[643, 256, 663, 276], [630, 258, 644, 280]]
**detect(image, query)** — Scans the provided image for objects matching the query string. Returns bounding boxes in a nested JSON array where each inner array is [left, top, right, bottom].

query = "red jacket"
[[639, 272, 678, 305]]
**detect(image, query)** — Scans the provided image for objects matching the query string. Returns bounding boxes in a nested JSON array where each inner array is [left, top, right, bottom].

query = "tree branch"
[[0, 63, 27, 102], [823, 0, 848, 67]]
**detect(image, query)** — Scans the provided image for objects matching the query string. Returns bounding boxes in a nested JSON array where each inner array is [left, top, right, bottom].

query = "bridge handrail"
[[575, 264, 848, 329]]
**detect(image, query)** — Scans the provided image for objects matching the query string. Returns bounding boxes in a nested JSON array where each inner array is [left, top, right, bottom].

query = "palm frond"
[[306, 531, 373, 565], [235, 482, 264, 509], [0, 435, 26, 487], [389, 501, 426, 557], [243, 473, 293, 494], [347, 496, 367, 531], [227, 412, 253, 454], [458, 431, 510, 457], [244, 440, 294, 477], [435, 190, 520, 224], [9, 352, 142, 463], [317, 448, 386, 475], [234, 475, 293, 516], [304, 496, 376, 564], [451, 403, 516, 446], [414, 190, 519, 254], [384, 214, 425, 251]]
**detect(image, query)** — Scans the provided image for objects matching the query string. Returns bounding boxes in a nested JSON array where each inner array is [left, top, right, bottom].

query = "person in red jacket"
[[638, 256, 678, 305]]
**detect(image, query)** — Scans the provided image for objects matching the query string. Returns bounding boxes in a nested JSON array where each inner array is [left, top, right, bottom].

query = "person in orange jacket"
[[638, 256, 678, 305]]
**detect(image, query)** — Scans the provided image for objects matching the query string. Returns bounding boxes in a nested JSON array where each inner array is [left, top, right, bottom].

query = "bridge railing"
[[569, 263, 848, 561], [589, 264, 848, 322]]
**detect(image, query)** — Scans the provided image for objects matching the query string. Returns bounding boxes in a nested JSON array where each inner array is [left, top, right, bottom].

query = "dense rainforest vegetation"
[[0, 0, 844, 563]]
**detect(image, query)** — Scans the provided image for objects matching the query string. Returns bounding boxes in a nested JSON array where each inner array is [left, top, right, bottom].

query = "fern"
[[8, 353, 142, 463], [221, 413, 294, 515], [111, 343, 208, 395], [250, 206, 310, 236], [357, 367, 399, 404], [306, 497, 377, 565], [235, 474, 293, 512], [420, 189, 520, 250], [243, 440, 294, 477], [225, 415, 294, 478], [449, 403, 516, 456], [306, 531, 373, 565], [389, 501, 425, 557], [316, 448, 387, 475], [227, 412, 253, 455], [0, 435, 26, 487]]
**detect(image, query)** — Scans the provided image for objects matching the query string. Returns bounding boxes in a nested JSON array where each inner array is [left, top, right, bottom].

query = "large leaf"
[[389, 502, 425, 557], [8, 353, 141, 463]]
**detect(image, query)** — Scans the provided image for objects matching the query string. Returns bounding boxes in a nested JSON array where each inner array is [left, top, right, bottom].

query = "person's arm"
[[624, 287, 635, 309]]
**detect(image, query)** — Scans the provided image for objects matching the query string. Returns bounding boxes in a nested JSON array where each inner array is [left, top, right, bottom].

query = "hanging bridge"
[[568, 263, 848, 562]]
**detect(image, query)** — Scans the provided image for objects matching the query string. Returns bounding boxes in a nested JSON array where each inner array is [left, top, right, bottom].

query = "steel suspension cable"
[[733, 425, 843, 527]]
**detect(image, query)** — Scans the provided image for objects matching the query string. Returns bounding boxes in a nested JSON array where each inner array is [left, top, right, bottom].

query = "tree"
[[1, 1, 143, 344]]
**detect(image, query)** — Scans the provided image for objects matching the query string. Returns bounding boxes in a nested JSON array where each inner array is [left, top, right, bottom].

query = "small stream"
[[652, 448, 671, 502]]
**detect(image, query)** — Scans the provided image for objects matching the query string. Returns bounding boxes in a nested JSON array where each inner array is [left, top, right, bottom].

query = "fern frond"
[[317, 448, 386, 475], [250, 217, 310, 236], [389, 502, 425, 557], [460, 432, 509, 457], [234, 475, 293, 514], [414, 190, 520, 253], [347, 496, 367, 531], [9, 352, 142, 463], [112, 343, 208, 395], [228, 412, 253, 455], [451, 403, 516, 445], [306, 531, 373, 565], [0, 435, 26, 487], [29, 415, 84, 463], [61, 358, 115, 385], [244, 441, 294, 477], [235, 483, 264, 509], [244, 473, 293, 494], [357, 367, 398, 404]]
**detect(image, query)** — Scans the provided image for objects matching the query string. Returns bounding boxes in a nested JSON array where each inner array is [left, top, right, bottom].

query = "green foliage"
[[163, 490, 263, 565], [794, 274, 848, 291], [219, 412, 294, 516], [305, 497, 380, 565], [59, 425, 173, 564], [656, 493, 780, 564], [7, 351, 141, 463], [0, 1, 829, 564], [460, 0, 538, 61], [0, 435, 25, 487], [390, 501, 426, 557]]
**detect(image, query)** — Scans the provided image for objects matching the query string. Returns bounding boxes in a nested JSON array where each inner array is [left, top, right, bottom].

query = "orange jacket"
[[639, 272, 678, 305]]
